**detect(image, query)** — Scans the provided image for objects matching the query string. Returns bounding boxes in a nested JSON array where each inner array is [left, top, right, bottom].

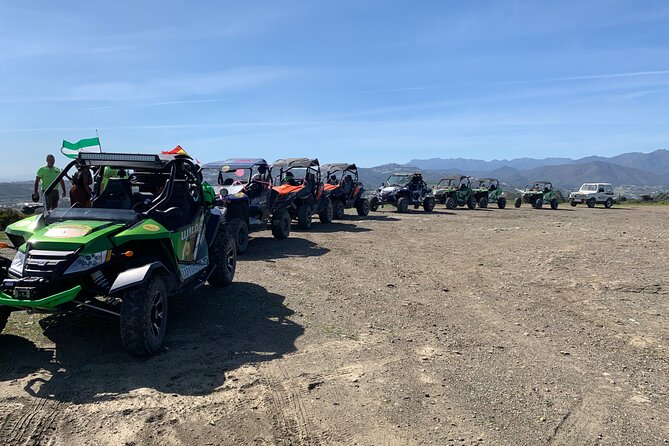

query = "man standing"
[[34, 154, 67, 210]]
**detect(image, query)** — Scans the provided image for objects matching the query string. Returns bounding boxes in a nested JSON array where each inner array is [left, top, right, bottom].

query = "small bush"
[[0, 208, 24, 231]]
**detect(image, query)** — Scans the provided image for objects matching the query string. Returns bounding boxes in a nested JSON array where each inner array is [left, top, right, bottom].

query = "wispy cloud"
[[352, 85, 451, 94], [500, 70, 669, 85], [67, 67, 291, 101], [0, 66, 293, 104], [142, 98, 228, 107]]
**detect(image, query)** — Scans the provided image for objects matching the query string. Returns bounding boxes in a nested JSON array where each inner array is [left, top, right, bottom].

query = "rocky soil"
[[1, 204, 668, 445]]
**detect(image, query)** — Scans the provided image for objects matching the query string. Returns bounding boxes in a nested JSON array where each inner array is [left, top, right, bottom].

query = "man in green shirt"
[[34, 154, 67, 210]]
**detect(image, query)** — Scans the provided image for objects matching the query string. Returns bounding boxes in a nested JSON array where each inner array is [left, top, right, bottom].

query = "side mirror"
[[219, 188, 229, 197], [21, 204, 44, 215]]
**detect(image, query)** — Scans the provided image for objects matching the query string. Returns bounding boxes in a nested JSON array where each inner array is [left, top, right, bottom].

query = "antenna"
[[95, 129, 102, 152]]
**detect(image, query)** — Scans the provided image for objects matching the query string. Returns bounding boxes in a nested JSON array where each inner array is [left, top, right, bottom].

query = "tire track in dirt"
[[264, 362, 316, 445], [546, 387, 607, 445], [1, 392, 66, 446]]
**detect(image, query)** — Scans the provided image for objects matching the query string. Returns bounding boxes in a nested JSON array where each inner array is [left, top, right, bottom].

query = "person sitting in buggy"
[[342, 174, 354, 195], [282, 171, 299, 186], [409, 176, 422, 199]]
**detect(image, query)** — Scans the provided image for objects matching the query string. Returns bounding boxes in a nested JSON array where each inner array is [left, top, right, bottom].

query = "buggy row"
[[0, 153, 371, 357], [0, 150, 616, 358]]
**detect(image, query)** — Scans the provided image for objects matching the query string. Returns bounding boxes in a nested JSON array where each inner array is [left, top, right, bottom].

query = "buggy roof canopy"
[[441, 175, 469, 180], [202, 158, 268, 171], [272, 158, 319, 169], [321, 163, 357, 174], [77, 152, 192, 170], [529, 180, 552, 184], [477, 177, 499, 182]]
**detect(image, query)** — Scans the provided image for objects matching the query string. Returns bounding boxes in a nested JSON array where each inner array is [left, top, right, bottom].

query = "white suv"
[[569, 183, 615, 208]]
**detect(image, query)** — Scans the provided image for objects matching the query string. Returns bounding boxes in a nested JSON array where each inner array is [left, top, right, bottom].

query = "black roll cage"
[[43, 154, 204, 220], [323, 165, 359, 183], [275, 164, 322, 186]]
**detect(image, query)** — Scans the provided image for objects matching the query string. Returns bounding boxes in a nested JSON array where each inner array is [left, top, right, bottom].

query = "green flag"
[[61, 137, 101, 158]]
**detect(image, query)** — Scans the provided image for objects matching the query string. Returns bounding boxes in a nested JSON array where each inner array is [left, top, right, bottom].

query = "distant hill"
[[520, 161, 669, 189], [409, 149, 669, 174], [0, 181, 33, 207], [409, 157, 574, 171], [0, 181, 33, 198], [405, 149, 669, 189], [486, 166, 527, 187], [577, 149, 669, 175]]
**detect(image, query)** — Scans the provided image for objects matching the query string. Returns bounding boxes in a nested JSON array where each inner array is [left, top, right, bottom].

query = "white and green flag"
[[61, 137, 101, 159]]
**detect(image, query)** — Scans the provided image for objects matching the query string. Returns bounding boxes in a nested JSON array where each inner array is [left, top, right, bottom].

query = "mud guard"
[[110, 261, 169, 295]]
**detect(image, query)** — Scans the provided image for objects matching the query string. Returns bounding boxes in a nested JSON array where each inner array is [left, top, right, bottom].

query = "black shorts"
[[45, 190, 60, 210]]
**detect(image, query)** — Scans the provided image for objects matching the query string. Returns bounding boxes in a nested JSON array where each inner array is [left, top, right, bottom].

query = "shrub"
[[0, 208, 24, 231]]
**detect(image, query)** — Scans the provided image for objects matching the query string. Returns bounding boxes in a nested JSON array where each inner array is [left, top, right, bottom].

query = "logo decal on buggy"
[[45, 224, 92, 238], [221, 165, 231, 172], [143, 224, 160, 232], [179, 213, 205, 262]]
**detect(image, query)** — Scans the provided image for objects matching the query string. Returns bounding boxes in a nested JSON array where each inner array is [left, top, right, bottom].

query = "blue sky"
[[1, 0, 669, 179]]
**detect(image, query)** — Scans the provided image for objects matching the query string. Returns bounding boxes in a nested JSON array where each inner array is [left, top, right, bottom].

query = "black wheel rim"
[[150, 291, 165, 338], [238, 227, 247, 247], [226, 241, 235, 275]]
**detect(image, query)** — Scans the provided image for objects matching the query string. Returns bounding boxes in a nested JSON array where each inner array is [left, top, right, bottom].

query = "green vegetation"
[[0, 208, 24, 231], [620, 192, 669, 205]]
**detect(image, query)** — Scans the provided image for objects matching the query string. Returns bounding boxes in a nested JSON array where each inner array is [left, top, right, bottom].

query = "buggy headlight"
[[65, 250, 111, 275], [9, 250, 26, 276]]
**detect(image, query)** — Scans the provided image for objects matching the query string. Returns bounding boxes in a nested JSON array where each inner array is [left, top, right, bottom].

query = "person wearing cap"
[[34, 154, 67, 210]]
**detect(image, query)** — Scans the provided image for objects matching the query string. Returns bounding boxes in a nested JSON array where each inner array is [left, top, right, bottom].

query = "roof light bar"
[[79, 153, 160, 163]]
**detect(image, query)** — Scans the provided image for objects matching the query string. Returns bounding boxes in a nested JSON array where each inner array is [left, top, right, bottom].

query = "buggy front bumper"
[[0, 285, 82, 309], [376, 195, 397, 205]]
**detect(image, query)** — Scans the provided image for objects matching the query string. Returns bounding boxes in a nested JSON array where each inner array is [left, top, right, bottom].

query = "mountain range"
[[408, 149, 669, 175], [1, 150, 668, 206], [358, 149, 669, 191]]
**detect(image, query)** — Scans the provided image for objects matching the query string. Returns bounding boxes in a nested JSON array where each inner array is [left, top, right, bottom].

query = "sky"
[[1, 0, 669, 180]]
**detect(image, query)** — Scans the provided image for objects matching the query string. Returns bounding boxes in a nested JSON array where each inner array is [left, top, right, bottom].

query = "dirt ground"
[[1, 204, 668, 446]]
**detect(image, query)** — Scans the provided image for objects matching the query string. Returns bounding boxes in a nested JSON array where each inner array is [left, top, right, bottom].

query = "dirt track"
[[1, 204, 668, 445]]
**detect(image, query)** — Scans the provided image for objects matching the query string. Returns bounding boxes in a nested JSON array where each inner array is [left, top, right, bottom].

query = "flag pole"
[[95, 129, 102, 152]]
